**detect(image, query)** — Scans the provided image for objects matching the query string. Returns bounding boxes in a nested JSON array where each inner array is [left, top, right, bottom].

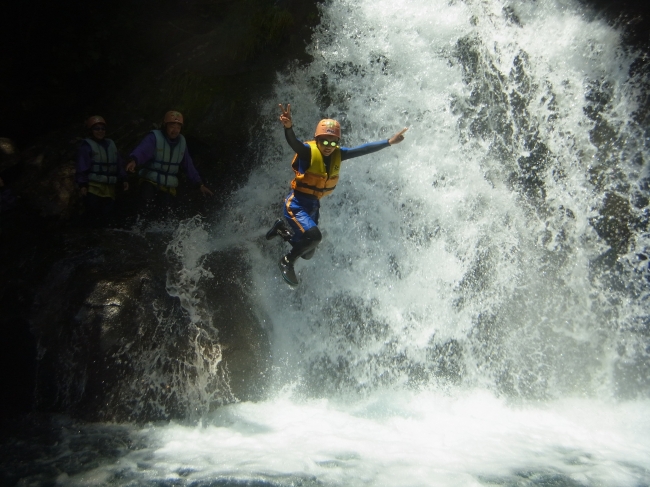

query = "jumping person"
[[125, 111, 213, 212], [75, 115, 129, 226], [266, 103, 408, 286]]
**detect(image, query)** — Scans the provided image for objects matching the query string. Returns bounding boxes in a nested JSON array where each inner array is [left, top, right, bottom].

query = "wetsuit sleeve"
[[129, 133, 157, 166], [340, 139, 390, 161], [180, 148, 203, 186], [75, 141, 93, 187], [284, 127, 311, 161]]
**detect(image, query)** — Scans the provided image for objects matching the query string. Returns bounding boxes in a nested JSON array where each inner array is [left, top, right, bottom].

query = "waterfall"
[[21, 0, 650, 485], [212, 0, 649, 402]]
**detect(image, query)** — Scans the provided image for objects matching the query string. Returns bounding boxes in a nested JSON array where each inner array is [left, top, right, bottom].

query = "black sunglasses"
[[92, 126, 106, 131], [320, 139, 339, 147]]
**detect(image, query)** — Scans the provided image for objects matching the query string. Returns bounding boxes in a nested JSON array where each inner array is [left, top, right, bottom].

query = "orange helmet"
[[163, 111, 184, 125], [86, 115, 106, 128], [314, 119, 341, 138]]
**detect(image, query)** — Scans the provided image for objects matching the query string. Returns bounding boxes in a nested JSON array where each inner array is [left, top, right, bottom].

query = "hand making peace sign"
[[279, 104, 293, 128]]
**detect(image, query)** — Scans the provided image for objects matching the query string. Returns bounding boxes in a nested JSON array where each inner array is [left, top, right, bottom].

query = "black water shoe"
[[278, 256, 298, 286], [266, 219, 291, 240]]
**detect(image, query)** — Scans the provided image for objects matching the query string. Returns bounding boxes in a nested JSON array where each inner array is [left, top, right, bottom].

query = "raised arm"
[[279, 103, 311, 160]]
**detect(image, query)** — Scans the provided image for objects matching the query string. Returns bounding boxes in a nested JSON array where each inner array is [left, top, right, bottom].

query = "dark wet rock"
[[202, 249, 273, 402], [25, 228, 269, 422], [590, 192, 634, 255], [578, 0, 650, 47], [0, 138, 19, 173]]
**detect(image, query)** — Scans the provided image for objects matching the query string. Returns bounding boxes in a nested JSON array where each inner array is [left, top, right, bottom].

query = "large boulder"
[[29, 228, 270, 422]]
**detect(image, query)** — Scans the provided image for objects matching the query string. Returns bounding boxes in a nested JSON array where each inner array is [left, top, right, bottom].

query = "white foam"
[[63, 392, 650, 487]]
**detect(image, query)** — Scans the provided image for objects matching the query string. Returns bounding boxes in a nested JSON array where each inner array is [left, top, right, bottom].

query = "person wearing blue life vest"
[[266, 103, 408, 286], [75, 115, 129, 225], [125, 111, 213, 210]]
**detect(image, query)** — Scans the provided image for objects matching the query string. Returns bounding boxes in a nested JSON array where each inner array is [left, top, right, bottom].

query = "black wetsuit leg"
[[286, 226, 322, 263]]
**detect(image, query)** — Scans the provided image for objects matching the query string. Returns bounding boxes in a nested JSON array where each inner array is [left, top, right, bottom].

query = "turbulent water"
[[7, 0, 650, 485], [235, 0, 650, 404]]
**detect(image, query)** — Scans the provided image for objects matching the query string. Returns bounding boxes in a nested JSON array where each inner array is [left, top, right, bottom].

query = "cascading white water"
[[52, 0, 650, 485], [224, 0, 649, 401]]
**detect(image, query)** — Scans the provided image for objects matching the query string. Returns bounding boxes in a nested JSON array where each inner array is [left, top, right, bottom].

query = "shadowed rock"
[[29, 229, 270, 422]]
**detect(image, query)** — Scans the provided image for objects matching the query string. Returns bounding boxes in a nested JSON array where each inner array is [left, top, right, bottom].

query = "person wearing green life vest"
[[75, 115, 129, 226], [126, 111, 213, 212]]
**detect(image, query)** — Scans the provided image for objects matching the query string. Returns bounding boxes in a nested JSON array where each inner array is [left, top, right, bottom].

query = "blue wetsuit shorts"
[[283, 190, 320, 244]]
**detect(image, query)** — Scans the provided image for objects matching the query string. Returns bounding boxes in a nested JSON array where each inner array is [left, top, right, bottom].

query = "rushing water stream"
[[5, 0, 650, 485]]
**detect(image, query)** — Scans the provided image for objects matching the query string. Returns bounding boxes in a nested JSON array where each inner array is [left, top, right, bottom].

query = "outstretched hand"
[[279, 103, 293, 128], [200, 184, 214, 197], [388, 127, 409, 145]]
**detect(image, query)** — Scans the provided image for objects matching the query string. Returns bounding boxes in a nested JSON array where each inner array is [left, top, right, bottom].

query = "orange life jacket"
[[291, 141, 342, 199]]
